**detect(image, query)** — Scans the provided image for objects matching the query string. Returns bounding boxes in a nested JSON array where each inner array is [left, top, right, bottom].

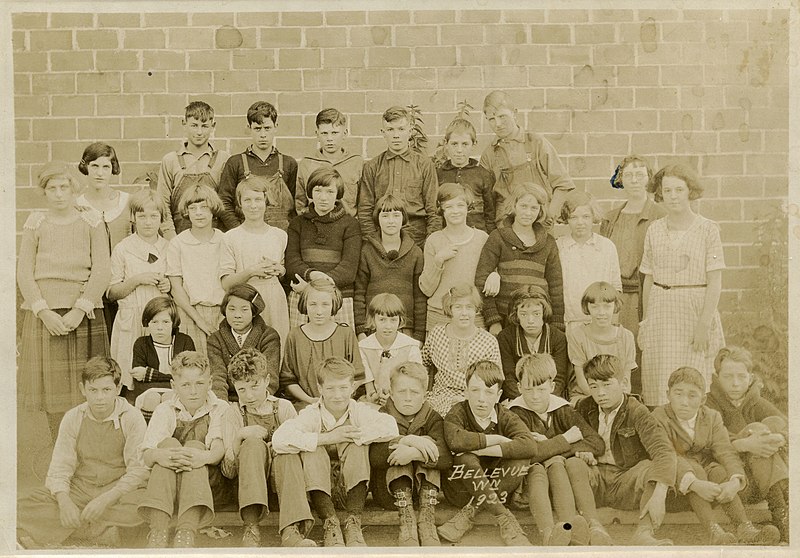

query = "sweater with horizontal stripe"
[[475, 223, 564, 329]]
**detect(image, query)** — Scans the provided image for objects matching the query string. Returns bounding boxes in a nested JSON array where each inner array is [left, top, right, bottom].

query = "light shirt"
[[679, 414, 698, 440], [474, 407, 499, 431], [597, 398, 624, 465], [233, 327, 252, 348], [165, 229, 226, 306]]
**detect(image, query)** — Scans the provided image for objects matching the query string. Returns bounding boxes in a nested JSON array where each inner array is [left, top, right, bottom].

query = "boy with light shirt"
[[357, 106, 440, 248], [17, 357, 148, 549], [137, 351, 229, 548], [272, 357, 398, 547], [653, 366, 780, 545], [369, 362, 451, 546], [480, 90, 574, 223], [574, 354, 675, 546], [296, 108, 363, 217], [157, 101, 230, 239], [220, 348, 315, 548]]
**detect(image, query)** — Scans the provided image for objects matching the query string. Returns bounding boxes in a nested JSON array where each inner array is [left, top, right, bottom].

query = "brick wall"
[[12, 8, 790, 317]]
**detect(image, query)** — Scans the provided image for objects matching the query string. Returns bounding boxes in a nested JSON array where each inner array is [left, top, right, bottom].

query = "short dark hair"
[[141, 296, 180, 333], [177, 183, 224, 217], [373, 194, 409, 227], [507, 285, 553, 324], [247, 101, 278, 126], [648, 164, 704, 203], [221, 283, 266, 319], [82, 356, 122, 386], [584, 354, 623, 382], [581, 281, 623, 315], [365, 293, 406, 331], [316, 107, 347, 128], [611, 155, 653, 189], [185, 101, 215, 122], [78, 142, 120, 176], [228, 347, 270, 385], [465, 360, 504, 389], [436, 182, 475, 216], [441, 284, 482, 318], [668, 366, 706, 392], [306, 167, 345, 200], [383, 106, 411, 123]]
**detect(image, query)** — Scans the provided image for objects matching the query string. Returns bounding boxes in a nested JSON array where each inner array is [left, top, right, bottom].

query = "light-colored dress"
[[219, 225, 290, 349], [422, 324, 501, 417], [109, 234, 169, 389], [359, 332, 422, 394], [639, 216, 725, 406], [567, 323, 636, 399]]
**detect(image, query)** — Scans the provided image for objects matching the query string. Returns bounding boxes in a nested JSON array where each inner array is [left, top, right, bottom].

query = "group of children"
[[16, 88, 788, 548]]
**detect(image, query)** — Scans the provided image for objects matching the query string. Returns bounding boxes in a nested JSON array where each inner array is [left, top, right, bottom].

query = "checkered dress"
[[639, 216, 725, 406]]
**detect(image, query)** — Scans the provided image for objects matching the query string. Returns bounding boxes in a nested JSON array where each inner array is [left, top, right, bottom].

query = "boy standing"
[[17, 357, 148, 549], [217, 101, 298, 231], [296, 108, 363, 217], [220, 348, 315, 547], [272, 357, 398, 547], [137, 351, 229, 548], [369, 362, 451, 546], [358, 106, 440, 248], [652, 366, 780, 545], [574, 354, 676, 546], [157, 101, 229, 239], [480, 90, 575, 224]]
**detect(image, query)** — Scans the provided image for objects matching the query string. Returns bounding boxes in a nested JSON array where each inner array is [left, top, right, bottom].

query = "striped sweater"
[[475, 223, 564, 329]]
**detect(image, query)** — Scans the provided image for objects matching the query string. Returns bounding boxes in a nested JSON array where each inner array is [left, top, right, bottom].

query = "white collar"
[[79, 397, 130, 430], [317, 399, 357, 431], [168, 389, 224, 418], [359, 332, 418, 351], [507, 394, 570, 414]]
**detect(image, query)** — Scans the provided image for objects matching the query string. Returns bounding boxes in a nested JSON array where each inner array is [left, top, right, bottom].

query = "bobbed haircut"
[[667, 366, 706, 392], [82, 355, 122, 387], [316, 107, 347, 128], [37, 162, 84, 193], [436, 182, 475, 216], [465, 360, 504, 389], [141, 295, 181, 333], [177, 183, 224, 217], [221, 283, 266, 318], [235, 175, 269, 206], [247, 101, 278, 126], [581, 281, 623, 315], [444, 118, 477, 144], [390, 361, 428, 392], [441, 283, 482, 318], [509, 183, 549, 225], [373, 194, 409, 227], [648, 164, 704, 203], [171, 350, 211, 377], [78, 142, 121, 176], [365, 293, 407, 331], [298, 277, 344, 316], [306, 167, 345, 200], [185, 100, 215, 122], [584, 354, 624, 382], [611, 155, 653, 189], [483, 90, 516, 113], [507, 285, 553, 325], [558, 190, 603, 225], [129, 187, 165, 222], [713, 346, 754, 375], [515, 353, 557, 386], [228, 347, 270, 385], [382, 105, 411, 124], [317, 356, 356, 386]]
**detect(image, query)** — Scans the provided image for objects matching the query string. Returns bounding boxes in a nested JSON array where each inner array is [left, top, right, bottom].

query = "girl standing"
[[639, 164, 725, 406], [17, 162, 111, 439]]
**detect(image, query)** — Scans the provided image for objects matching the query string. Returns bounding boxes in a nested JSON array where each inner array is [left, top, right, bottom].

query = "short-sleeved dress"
[[639, 216, 725, 406], [109, 233, 170, 389], [567, 323, 636, 399], [219, 225, 290, 348], [422, 324, 502, 417]]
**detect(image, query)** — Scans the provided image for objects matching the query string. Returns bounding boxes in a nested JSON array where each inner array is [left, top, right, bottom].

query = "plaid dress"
[[639, 216, 725, 406]]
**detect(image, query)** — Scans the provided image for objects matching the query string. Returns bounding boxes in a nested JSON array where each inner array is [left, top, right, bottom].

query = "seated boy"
[[137, 351, 229, 548], [439, 360, 546, 546], [508, 353, 612, 546], [157, 100, 229, 239], [480, 90, 575, 223], [705, 346, 788, 542], [574, 354, 676, 546], [17, 357, 148, 549], [368, 362, 452, 546], [357, 106, 440, 248], [272, 357, 399, 547], [220, 348, 315, 548], [652, 366, 780, 545], [218, 101, 298, 231], [296, 107, 363, 217]]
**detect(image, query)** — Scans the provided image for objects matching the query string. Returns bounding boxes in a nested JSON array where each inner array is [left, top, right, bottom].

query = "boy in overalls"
[[157, 101, 229, 239], [479, 90, 575, 226], [137, 351, 229, 548], [218, 101, 298, 232], [220, 348, 316, 547]]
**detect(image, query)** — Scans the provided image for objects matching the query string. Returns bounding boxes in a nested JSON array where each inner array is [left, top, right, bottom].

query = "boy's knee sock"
[[565, 458, 599, 519], [388, 477, 413, 494], [241, 504, 263, 526], [148, 509, 171, 530], [345, 481, 368, 517], [310, 490, 336, 520], [175, 506, 203, 532], [721, 495, 749, 526], [528, 468, 554, 533], [548, 463, 577, 520]]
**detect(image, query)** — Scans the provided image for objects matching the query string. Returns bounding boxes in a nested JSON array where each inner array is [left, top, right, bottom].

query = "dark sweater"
[[369, 399, 452, 470], [705, 376, 786, 439], [207, 315, 281, 402], [132, 332, 195, 383], [497, 323, 569, 401], [353, 232, 426, 341], [285, 201, 362, 298], [475, 223, 564, 329], [436, 158, 496, 234], [444, 400, 564, 461]]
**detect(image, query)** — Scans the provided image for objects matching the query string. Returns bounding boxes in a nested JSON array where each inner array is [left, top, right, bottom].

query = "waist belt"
[[653, 282, 707, 290]]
